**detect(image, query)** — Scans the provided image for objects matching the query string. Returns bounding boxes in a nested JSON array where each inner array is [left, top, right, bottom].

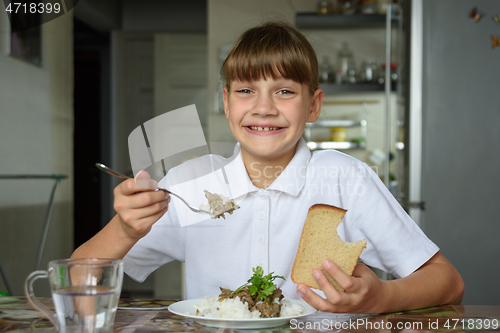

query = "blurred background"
[[0, 0, 498, 305]]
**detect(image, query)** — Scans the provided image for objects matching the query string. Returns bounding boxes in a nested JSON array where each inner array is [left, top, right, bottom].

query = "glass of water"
[[25, 258, 124, 333]]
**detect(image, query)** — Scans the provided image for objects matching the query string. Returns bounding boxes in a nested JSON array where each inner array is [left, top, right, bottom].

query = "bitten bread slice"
[[291, 204, 367, 292]]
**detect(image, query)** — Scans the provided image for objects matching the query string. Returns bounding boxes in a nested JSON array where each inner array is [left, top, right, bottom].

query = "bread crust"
[[308, 203, 347, 214], [291, 204, 367, 291]]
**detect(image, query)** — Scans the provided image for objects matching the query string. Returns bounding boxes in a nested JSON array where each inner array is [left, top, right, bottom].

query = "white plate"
[[168, 298, 317, 329]]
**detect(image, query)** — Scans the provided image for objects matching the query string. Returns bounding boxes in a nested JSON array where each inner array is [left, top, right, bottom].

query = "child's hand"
[[113, 170, 170, 241], [296, 260, 388, 314]]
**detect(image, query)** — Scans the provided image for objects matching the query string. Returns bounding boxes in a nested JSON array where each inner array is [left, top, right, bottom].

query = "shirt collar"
[[225, 138, 311, 199], [224, 144, 259, 200], [267, 138, 311, 196]]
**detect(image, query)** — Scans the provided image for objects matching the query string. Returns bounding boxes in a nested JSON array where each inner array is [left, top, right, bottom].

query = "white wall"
[[0, 11, 74, 296]]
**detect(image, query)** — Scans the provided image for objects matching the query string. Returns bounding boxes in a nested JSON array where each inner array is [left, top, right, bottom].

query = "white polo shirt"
[[123, 138, 439, 300]]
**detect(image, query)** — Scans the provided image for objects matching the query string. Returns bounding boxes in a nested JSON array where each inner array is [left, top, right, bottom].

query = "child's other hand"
[[113, 170, 170, 241], [296, 260, 387, 314]]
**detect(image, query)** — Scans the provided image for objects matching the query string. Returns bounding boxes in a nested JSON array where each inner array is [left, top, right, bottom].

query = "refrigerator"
[[407, 0, 500, 305]]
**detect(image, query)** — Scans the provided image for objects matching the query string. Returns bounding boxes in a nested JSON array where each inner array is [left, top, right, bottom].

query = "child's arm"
[[296, 252, 464, 314], [71, 172, 170, 260]]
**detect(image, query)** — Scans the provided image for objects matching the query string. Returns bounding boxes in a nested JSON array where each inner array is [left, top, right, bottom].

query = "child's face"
[[223, 77, 322, 163]]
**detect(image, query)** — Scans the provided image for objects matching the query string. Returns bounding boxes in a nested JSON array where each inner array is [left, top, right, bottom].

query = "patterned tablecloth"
[[1, 296, 500, 332]]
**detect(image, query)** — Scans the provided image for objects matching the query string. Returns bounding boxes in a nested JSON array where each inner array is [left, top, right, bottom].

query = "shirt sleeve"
[[341, 162, 439, 278], [123, 183, 186, 283]]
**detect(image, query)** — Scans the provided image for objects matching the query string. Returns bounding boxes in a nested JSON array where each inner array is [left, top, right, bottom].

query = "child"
[[72, 21, 463, 313]]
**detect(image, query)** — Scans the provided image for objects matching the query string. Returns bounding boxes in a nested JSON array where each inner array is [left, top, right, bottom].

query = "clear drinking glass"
[[25, 258, 124, 333]]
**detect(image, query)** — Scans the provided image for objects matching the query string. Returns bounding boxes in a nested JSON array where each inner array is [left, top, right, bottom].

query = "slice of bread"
[[291, 204, 367, 292]]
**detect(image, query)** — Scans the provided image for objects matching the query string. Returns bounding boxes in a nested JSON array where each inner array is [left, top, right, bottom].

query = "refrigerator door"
[[419, 0, 500, 305]]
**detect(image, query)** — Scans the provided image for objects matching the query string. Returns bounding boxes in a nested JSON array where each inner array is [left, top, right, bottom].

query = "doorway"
[[73, 19, 110, 249]]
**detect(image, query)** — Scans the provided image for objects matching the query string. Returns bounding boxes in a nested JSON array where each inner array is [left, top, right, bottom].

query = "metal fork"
[[95, 163, 209, 214]]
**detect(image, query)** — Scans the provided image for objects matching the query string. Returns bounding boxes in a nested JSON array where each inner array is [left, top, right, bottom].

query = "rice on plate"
[[192, 266, 306, 319], [194, 295, 305, 319]]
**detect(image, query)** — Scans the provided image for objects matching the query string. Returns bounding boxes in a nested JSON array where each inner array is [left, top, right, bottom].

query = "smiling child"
[[72, 21, 463, 313]]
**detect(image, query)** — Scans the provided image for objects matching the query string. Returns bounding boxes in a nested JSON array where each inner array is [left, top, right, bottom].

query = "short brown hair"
[[221, 21, 319, 95]]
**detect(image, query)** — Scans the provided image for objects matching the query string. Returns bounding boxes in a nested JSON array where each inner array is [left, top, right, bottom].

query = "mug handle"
[[24, 270, 59, 329]]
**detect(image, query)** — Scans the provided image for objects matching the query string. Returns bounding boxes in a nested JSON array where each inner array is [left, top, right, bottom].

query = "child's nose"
[[252, 94, 278, 116]]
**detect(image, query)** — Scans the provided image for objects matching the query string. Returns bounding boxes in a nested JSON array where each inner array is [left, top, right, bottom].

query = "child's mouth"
[[247, 126, 283, 131]]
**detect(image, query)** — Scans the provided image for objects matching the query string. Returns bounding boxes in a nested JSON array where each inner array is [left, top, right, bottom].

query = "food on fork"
[[291, 204, 367, 291], [199, 190, 239, 219], [194, 266, 305, 319]]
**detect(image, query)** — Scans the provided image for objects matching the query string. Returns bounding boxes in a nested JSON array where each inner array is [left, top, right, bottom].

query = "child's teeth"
[[250, 126, 280, 131], [250, 126, 279, 131]]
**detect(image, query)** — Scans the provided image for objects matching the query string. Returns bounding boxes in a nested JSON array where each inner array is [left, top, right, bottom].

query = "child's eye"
[[277, 89, 295, 95], [236, 89, 253, 94]]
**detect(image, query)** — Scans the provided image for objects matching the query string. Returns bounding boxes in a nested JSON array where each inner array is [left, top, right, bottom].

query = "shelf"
[[307, 141, 366, 150], [320, 83, 396, 94], [306, 119, 366, 128], [304, 120, 367, 151], [296, 12, 400, 29]]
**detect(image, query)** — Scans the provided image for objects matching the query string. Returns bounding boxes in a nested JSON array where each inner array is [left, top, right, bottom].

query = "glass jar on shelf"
[[361, 0, 378, 14], [360, 59, 378, 83], [378, 63, 398, 84], [377, 0, 391, 14], [338, 0, 358, 15], [318, 56, 335, 83], [345, 67, 358, 84], [337, 42, 356, 83], [317, 0, 335, 15], [335, 70, 343, 85], [331, 127, 347, 142]]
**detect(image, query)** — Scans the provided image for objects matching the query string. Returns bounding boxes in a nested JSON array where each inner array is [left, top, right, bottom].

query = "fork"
[[95, 163, 209, 214]]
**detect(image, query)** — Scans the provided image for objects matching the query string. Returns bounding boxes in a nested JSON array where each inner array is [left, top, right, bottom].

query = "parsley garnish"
[[231, 266, 285, 301]]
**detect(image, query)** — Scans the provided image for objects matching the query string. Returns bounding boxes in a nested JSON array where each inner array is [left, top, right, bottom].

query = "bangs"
[[221, 22, 318, 94], [223, 45, 313, 85]]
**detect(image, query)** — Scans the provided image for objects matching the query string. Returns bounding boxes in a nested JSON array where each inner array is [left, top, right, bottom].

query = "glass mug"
[[25, 258, 124, 333]]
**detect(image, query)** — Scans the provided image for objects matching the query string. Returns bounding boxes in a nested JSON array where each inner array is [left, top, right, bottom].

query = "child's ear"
[[307, 88, 323, 123], [223, 86, 229, 120]]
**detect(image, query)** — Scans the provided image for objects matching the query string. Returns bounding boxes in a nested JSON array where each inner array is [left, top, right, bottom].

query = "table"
[[1, 296, 499, 332]]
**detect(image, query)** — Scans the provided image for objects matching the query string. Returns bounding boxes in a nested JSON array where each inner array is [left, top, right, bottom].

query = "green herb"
[[230, 266, 285, 301]]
